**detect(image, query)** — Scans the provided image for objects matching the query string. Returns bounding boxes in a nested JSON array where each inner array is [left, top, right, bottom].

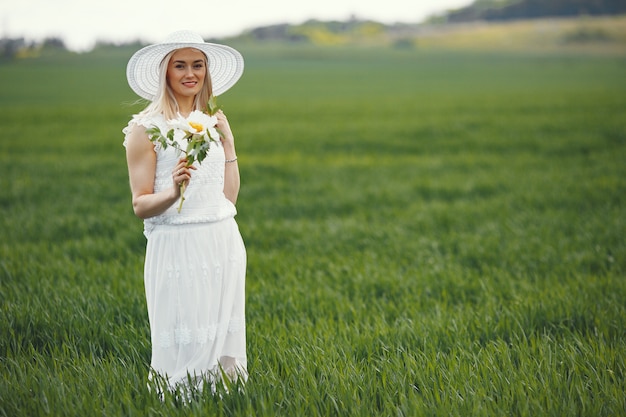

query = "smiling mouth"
[[182, 81, 197, 87]]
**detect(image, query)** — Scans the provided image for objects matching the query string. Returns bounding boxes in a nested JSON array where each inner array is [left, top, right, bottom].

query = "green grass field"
[[1, 42, 625, 416]]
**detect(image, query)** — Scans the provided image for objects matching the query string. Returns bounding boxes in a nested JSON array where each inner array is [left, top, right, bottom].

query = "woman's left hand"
[[216, 110, 235, 149]]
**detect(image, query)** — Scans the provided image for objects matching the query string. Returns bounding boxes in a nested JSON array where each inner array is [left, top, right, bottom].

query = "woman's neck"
[[176, 97, 195, 117]]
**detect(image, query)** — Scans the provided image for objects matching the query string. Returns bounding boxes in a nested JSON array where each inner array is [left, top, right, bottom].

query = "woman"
[[122, 30, 247, 395]]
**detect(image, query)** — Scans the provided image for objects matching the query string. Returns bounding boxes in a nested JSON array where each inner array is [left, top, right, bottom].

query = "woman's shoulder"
[[123, 111, 165, 134], [122, 111, 166, 148]]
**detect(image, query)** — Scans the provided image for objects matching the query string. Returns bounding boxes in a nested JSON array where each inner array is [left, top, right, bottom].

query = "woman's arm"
[[125, 124, 193, 219], [217, 110, 241, 204]]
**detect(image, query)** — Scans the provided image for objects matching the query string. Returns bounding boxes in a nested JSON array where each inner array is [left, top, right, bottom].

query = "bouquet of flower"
[[146, 96, 222, 212]]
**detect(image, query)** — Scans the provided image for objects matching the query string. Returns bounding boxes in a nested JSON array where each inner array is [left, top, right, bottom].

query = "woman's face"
[[166, 48, 207, 101]]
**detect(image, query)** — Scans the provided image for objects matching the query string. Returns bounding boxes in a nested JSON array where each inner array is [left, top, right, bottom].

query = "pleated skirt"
[[143, 217, 247, 392]]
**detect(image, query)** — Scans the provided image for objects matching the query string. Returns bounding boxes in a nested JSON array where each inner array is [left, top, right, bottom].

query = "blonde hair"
[[140, 49, 213, 120]]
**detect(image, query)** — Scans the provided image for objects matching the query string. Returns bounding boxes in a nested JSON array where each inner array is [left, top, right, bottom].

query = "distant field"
[[410, 15, 626, 54], [0, 42, 625, 416]]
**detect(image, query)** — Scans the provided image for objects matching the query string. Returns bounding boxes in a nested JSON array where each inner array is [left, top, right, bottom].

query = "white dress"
[[123, 113, 247, 393]]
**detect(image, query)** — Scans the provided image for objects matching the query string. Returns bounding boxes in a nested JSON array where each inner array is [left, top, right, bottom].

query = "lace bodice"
[[123, 113, 237, 236]]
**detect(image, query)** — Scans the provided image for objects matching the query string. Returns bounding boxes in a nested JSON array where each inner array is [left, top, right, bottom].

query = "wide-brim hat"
[[126, 30, 244, 101]]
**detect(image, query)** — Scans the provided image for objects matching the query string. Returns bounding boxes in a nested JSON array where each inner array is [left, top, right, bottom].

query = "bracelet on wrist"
[[225, 156, 238, 163]]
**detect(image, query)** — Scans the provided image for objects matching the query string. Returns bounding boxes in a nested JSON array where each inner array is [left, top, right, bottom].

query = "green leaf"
[[207, 95, 221, 116], [215, 128, 226, 141], [146, 126, 162, 137]]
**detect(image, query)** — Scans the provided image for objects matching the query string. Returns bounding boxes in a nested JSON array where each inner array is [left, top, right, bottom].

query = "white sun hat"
[[126, 30, 244, 101]]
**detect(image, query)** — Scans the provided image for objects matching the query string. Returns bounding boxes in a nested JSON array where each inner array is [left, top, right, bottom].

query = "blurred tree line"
[[445, 0, 626, 22], [0, 37, 67, 60], [240, 18, 386, 43], [0, 38, 143, 61]]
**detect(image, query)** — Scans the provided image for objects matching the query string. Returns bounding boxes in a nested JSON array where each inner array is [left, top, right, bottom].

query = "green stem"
[[177, 182, 186, 213], [176, 158, 193, 213]]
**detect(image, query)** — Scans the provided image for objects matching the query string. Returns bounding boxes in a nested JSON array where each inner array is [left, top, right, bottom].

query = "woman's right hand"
[[171, 158, 196, 195]]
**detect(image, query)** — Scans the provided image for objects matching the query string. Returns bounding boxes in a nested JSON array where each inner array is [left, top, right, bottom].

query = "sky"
[[1, 0, 472, 51]]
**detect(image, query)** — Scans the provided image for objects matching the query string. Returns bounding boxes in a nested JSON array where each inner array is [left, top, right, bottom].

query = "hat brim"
[[126, 41, 244, 101]]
